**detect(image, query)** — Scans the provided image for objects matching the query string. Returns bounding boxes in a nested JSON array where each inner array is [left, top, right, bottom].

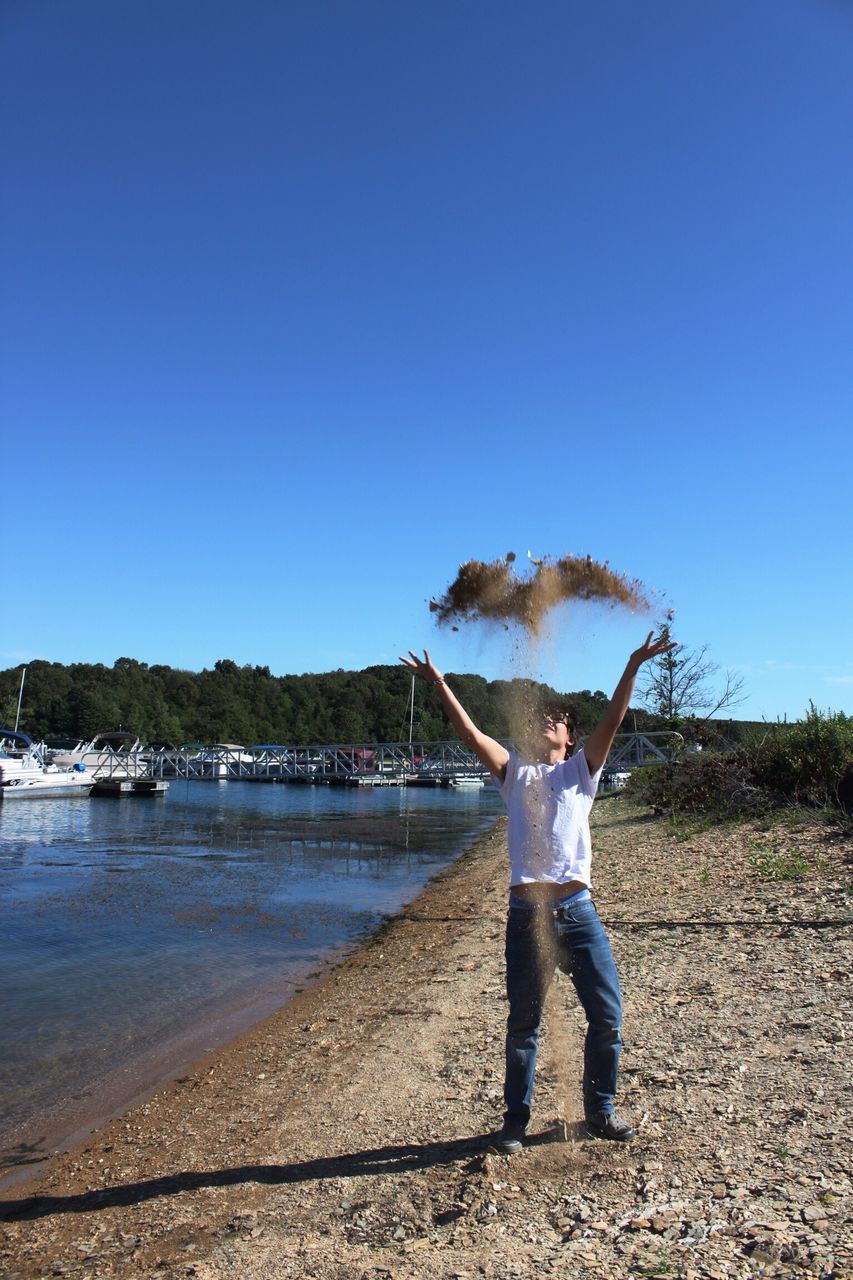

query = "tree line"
[[1, 656, 677, 747]]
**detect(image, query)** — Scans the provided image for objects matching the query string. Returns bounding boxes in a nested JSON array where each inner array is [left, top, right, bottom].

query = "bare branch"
[[637, 640, 747, 726]]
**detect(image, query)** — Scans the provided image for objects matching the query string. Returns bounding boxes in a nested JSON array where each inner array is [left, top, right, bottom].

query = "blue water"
[[0, 781, 501, 1154]]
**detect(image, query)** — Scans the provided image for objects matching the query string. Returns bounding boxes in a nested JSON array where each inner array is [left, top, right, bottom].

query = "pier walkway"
[[142, 732, 682, 785]]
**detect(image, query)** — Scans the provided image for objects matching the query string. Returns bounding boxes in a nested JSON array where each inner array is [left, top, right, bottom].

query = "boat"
[[601, 768, 632, 792], [190, 744, 257, 779], [448, 774, 487, 789], [0, 730, 94, 799], [49, 730, 147, 779]]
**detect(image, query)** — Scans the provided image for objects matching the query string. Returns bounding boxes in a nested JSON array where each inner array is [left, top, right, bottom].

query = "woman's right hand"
[[399, 649, 443, 683]]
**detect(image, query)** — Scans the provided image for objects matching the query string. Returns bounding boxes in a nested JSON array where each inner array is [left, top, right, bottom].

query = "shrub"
[[752, 705, 853, 809], [626, 751, 768, 817], [626, 705, 853, 817]]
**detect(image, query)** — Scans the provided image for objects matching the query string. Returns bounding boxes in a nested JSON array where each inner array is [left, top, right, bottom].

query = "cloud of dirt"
[[430, 553, 651, 636], [427, 546, 656, 825], [431, 550, 654, 756]]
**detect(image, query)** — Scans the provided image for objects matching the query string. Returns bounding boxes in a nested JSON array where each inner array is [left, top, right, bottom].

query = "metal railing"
[[604, 731, 684, 769], [143, 732, 684, 783]]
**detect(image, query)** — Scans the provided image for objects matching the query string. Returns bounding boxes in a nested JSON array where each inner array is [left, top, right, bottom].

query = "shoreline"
[[0, 960, 314, 1195], [0, 817, 508, 1199], [2, 803, 850, 1280]]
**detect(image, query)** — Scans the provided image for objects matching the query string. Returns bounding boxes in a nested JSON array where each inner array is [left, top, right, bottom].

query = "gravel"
[[1, 800, 850, 1280]]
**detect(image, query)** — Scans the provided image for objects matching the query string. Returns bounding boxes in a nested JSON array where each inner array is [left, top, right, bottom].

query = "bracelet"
[[433, 677, 446, 686]]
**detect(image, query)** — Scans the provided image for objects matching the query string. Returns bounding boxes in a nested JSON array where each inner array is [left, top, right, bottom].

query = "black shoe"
[[495, 1119, 528, 1154], [585, 1112, 636, 1142]]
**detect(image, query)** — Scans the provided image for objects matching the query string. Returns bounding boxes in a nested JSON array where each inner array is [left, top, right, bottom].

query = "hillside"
[[1, 658, 680, 747]]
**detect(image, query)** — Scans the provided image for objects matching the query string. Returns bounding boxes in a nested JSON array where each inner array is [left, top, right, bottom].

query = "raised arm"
[[400, 650, 510, 782], [583, 631, 677, 775]]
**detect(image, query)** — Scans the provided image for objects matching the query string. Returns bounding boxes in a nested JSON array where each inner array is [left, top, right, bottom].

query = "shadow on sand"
[[0, 1125, 573, 1222]]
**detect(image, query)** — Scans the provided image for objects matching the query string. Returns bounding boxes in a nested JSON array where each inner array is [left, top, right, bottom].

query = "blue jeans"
[[504, 892, 623, 1125]]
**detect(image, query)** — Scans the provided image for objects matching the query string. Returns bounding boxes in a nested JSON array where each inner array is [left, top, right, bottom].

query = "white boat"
[[50, 730, 147, 779], [601, 769, 632, 792], [191, 744, 257, 779], [448, 774, 486, 789], [0, 730, 94, 799]]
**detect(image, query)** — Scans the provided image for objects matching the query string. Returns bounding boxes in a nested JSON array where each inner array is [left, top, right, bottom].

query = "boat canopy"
[[89, 731, 140, 751]]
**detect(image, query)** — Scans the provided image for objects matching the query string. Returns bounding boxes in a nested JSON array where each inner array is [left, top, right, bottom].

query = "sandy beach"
[[1, 799, 850, 1279]]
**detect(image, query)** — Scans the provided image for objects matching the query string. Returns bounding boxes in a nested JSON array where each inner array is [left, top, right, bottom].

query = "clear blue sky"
[[2, 1, 851, 720]]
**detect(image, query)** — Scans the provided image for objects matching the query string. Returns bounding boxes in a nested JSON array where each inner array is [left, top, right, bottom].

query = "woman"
[[400, 632, 673, 1152]]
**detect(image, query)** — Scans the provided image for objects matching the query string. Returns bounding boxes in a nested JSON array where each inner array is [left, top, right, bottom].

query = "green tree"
[[0, 655, 675, 747]]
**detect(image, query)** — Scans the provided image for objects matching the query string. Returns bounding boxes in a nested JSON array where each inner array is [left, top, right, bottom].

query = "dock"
[[143, 732, 681, 786], [30, 733, 682, 798], [90, 778, 169, 797]]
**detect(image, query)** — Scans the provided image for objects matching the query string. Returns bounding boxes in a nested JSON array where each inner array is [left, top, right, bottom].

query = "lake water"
[[0, 780, 501, 1169]]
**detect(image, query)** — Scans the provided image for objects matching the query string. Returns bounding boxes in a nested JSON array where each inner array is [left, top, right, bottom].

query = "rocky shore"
[[1, 799, 850, 1279]]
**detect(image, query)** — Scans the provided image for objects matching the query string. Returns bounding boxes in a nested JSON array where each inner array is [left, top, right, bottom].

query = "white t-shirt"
[[495, 748, 603, 888]]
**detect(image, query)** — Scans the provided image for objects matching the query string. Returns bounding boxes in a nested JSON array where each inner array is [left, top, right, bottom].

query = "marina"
[[3, 727, 683, 802], [4, 668, 682, 797], [146, 731, 680, 786]]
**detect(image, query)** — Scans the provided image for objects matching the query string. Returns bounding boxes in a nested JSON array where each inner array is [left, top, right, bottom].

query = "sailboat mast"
[[14, 666, 27, 733]]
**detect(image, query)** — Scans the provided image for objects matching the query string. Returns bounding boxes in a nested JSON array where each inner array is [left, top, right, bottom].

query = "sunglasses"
[[541, 711, 570, 728]]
